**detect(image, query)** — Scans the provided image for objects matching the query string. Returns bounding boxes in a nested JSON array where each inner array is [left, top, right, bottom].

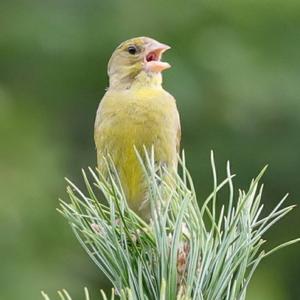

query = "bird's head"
[[107, 37, 171, 89]]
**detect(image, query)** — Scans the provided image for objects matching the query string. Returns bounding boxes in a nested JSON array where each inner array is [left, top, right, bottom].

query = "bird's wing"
[[176, 118, 181, 155], [94, 94, 112, 174]]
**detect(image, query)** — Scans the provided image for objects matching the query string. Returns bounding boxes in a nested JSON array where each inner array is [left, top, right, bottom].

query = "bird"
[[94, 37, 181, 218]]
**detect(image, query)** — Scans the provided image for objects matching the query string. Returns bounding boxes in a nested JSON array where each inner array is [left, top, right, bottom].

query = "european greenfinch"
[[94, 37, 181, 218]]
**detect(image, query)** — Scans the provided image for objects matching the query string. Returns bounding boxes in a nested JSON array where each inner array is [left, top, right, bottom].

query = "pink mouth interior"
[[146, 52, 159, 62]]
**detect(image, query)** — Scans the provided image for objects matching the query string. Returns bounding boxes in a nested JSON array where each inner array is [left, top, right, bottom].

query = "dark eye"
[[128, 46, 137, 55]]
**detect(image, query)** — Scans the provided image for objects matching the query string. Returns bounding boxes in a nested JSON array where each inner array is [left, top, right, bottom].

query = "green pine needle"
[[43, 151, 299, 299]]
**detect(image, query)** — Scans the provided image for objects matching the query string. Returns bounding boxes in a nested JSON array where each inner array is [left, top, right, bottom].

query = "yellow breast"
[[94, 86, 180, 215]]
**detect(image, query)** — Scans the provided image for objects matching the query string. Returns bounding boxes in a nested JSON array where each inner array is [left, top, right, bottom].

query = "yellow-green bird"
[[94, 37, 181, 218]]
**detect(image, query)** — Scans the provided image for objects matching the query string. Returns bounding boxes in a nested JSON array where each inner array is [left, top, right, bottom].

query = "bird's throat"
[[109, 71, 163, 90]]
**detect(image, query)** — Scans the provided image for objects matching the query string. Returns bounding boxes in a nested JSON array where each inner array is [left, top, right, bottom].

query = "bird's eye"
[[127, 46, 137, 55]]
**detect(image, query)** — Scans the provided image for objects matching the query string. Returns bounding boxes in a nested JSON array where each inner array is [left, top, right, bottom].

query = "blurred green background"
[[1, 0, 299, 299]]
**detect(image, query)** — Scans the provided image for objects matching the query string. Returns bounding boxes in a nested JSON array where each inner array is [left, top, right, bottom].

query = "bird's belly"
[[110, 106, 174, 162], [97, 103, 176, 212]]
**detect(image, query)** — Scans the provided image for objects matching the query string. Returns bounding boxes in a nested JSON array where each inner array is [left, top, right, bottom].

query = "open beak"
[[144, 41, 171, 73]]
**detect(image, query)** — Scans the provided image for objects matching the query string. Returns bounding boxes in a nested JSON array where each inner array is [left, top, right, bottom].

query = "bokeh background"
[[1, 0, 299, 299]]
